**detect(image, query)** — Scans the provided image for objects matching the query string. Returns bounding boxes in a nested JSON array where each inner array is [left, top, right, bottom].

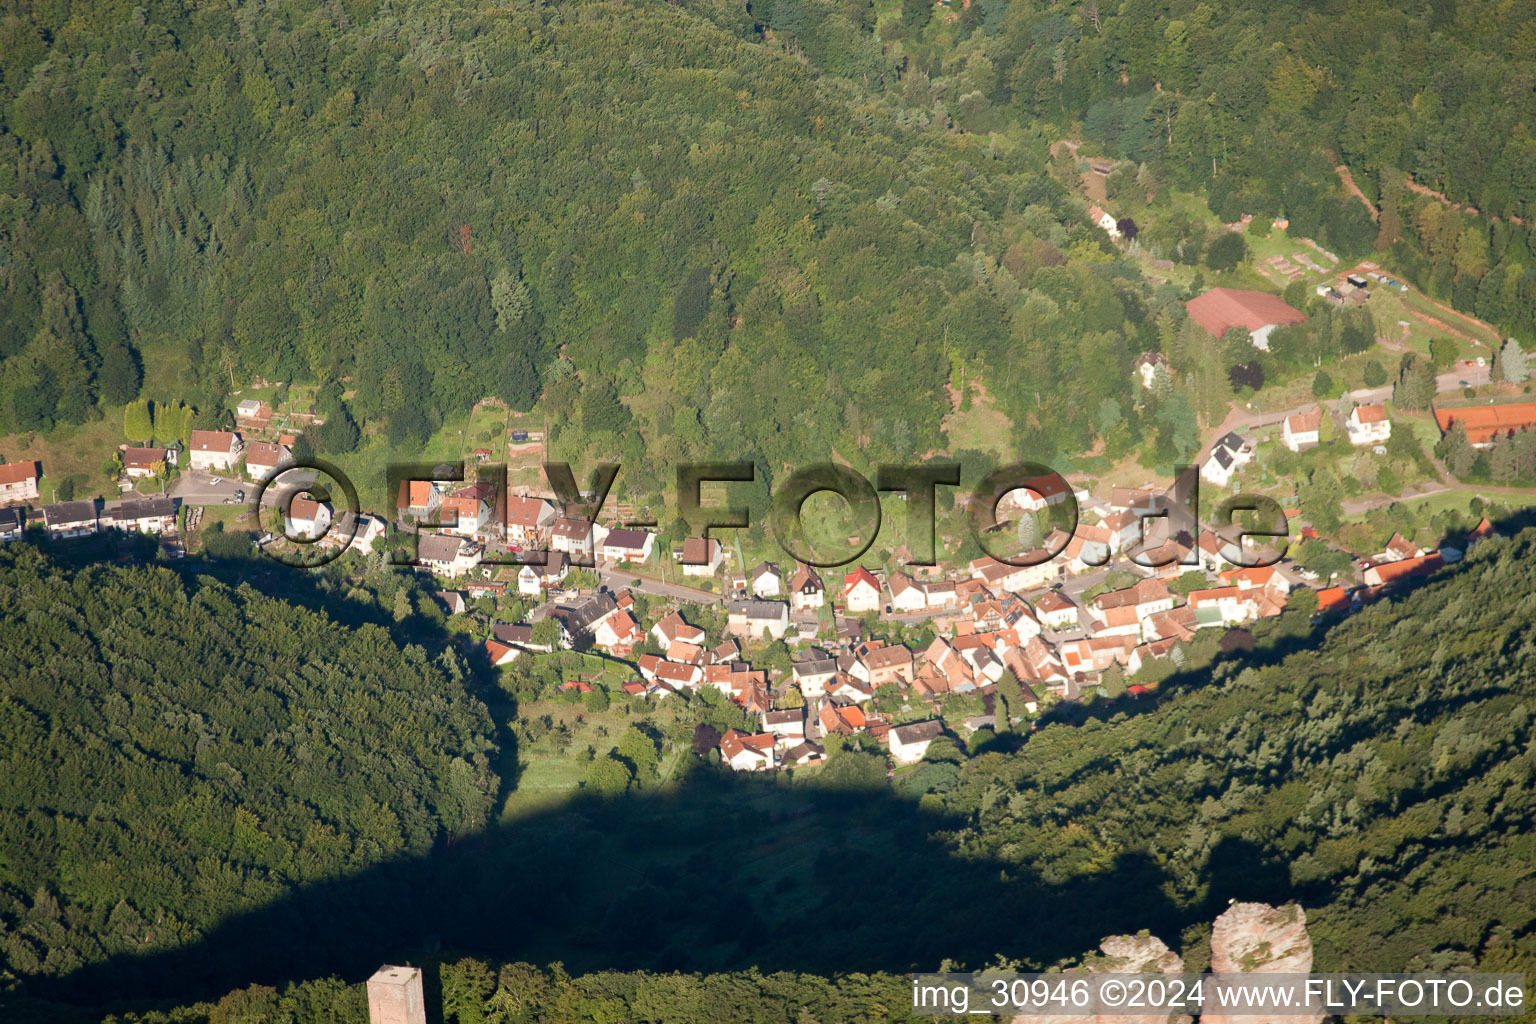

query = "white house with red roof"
[[285, 495, 332, 540], [504, 495, 557, 545], [1347, 404, 1392, 446], [720, 729, 776, 771], [245, 441, 292, 482], [187, 430, 242, 472], [843, 566, 882, 613], [0, 461, 42, 504]]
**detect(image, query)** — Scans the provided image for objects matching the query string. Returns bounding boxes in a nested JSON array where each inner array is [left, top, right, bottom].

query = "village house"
[[1088, 204, 1121, 238], [999, 473, 1073, 515], [235, 398, 264, 419], [504, 495, 557, 546], [244, 442, 292, 482], [1127, 637, 1181, 676], [549, 517, 595, 559], [484, 623, 554, 665], [818, 701, 868, 738], [1185, 585, 1278, 628], [854, 643, 915, 688], [923, 579, 959, 609], [285, 495, 332, 540], [599, 527, 654, 564], [887, 572, 928, 613], [888, 720, 944, 765], [788, 564, 825, 612], [0, 508, 23, 543], [1201, 431, 1254, 487], [1378, 532, 1424, 563], [397, 480, 443, 518], [187, 430, 242, 472], [108, 497, 176, 534], [792, 655, 840, 700], [1364, 552, 1443, 588], [652, 610, 707, 649], [727, 599, 789, 639], [970, 554, 1058, 593], [842, 566, 882, 613], [720, 729, 776, 772], [592, 608, 644, 655], [1059, 635, 1137, 675], [1347, 404, 1392, 446], [1185, 287, 1307, 351], [1135, 351, 1168, 390], [121, 447, 176, 480], [1033, 590, 1079, 631], [434, 482, 495, 537], [42, 500, 99, 539], [749, 561, 782, 597], [435, 591, 468, 616], [0, 461, 41, 505], [1086, 578, 1175, 638], [516, 550, 568, 595], [327, 511, 386, 554], [416, 533, 480, 577], [673, 537, 722, 577], [1282, 407, 1324, 452], [761, 708, 806, 746]]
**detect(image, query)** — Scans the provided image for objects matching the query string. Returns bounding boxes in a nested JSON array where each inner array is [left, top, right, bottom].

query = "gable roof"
[[603, 527, 650, 550], [1285, 407, 1324, 433], [749, 561, 780, 582], [417, 533, 467, 562], [189, 429, 239, 454], [42, 500, 97, 525], [1352, 403, 1390, 424], [245, 441, 290, 467], [0, 461, 40, 487], [505, 495, 555, 528], [843, 565, 880, 595], [1186, 288, 1307, 337], [890, 720, 943, 745]]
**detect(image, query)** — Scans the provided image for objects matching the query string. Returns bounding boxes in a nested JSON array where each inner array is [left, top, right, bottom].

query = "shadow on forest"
[[37, 774, 1187, 1014], [21, 517, 1536, 1015]]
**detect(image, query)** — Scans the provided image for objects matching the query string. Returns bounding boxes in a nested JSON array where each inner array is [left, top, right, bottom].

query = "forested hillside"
[[7, 534, 1536, 1021], [892, 0, 1536, 338], [0, 546, 497, 986]]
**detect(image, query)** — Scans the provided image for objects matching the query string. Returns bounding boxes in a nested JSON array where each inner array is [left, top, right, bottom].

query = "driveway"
[[170, 468, 318, 507]]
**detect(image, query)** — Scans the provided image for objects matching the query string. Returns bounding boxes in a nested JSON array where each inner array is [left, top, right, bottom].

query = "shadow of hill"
[[33, 774, 1186, 1014]]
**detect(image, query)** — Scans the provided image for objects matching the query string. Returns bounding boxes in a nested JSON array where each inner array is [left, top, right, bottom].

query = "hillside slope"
[[0, 547, 498, 985]]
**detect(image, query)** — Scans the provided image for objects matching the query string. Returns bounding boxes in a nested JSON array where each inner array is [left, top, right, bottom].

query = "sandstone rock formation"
[[1013, 903, 1317, 1024]]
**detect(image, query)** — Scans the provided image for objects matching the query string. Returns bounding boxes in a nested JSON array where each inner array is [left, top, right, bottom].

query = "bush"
[[1363, 360, 1387, 387], [1311, 369, 1334, 397]]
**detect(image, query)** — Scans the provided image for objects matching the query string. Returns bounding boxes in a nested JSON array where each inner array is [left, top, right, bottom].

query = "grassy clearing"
[[0, 412, 126, 501]]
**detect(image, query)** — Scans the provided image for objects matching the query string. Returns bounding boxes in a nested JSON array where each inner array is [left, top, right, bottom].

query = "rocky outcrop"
[[1209, 901, 1313, 975], [1012, 903, 1316, 1024], [1014, 932, 1185, 1024], [1204, 902, 1320, 1024]]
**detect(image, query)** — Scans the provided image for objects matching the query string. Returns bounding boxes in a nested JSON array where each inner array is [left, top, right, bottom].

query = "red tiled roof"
[[1434, 401, 1536, 445], [1185, 288, 1306, 337], [0, 461, 41, 485]]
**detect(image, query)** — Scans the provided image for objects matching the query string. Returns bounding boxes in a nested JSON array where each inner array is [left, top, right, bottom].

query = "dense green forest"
[[5, 533, 1536, 1020], [7, 0, 1533, 496], [0, 546, 497, 992], [889, 0, 1536, 338]]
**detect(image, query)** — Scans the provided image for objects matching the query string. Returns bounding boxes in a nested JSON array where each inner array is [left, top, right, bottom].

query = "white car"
[[210, 477, 222, 485]]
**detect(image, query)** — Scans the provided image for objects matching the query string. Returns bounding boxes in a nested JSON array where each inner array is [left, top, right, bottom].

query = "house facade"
[[0, 461, 42, 504], [187, 430, 242, 472]]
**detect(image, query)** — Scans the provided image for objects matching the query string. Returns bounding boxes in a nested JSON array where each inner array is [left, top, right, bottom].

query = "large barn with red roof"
[[1185, 287, 1307, 351]]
